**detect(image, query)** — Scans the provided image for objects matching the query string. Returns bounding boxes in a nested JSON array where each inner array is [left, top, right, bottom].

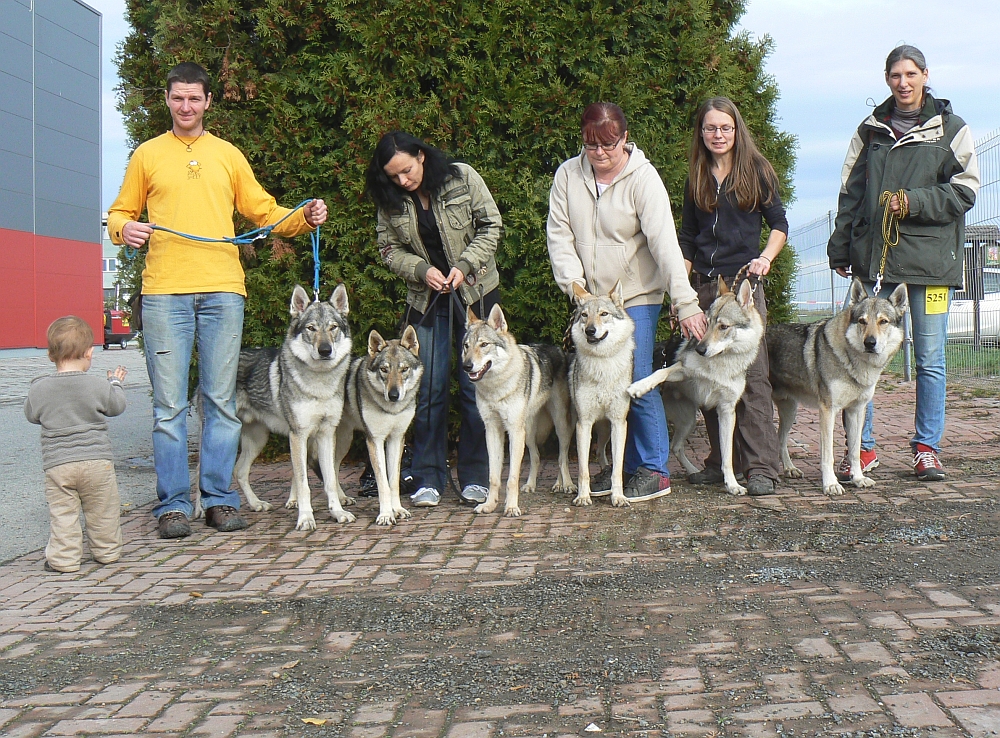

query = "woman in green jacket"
[[366, 131, 503, 508], [827, 45, 980, 482]]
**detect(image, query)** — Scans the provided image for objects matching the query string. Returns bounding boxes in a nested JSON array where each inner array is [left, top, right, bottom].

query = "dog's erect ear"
[[330, 283, 350, 316], [848, 278, 867, 308], [466, 306, 480, 327], [737, 278, 753, 309], [609, 280, 624, 309], [717, 276, 731, 295], [888, 283, 909, 314], [368, 330, 386, 357], [400, 324, 419, 357], [487, 303, 508, 333], [290, 285, 310, 316], [571, 281, 592, 305]]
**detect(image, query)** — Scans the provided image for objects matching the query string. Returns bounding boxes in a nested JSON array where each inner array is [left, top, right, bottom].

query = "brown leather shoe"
[[205, 505, 248, 532], [157, 511, 192, 539]]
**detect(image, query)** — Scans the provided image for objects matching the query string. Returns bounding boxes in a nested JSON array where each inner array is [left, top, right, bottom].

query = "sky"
[[90, 0, 997, 231]]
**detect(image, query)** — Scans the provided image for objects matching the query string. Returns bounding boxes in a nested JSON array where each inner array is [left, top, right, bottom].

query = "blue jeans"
[[624, 304, 670, 477], [858, 283, 951, 453], [142, 293, 245, 518], [410, 299, 489, 493]]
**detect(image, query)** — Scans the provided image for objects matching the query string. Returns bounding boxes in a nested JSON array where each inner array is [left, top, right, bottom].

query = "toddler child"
[[24, 316, 128, 572]]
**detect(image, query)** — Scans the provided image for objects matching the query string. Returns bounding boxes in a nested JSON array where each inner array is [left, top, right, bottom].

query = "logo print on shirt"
[[187, 160, 202, 180]]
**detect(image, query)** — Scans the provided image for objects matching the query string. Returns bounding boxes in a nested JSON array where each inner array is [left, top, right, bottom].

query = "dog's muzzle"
[[464, 360, 492, 382], [317, 342, 333, 359], [585, 327, 608, 344], [863, 337, 878, 353]]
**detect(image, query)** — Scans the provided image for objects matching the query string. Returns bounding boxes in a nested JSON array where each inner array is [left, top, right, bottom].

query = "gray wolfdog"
[[629, 278, 763, 496], [768, 278, 907, 495], [461, 304, 576, 517], [231, 284, 354, 531], [567, 281, 634, 507], [332, 327, 423, 527]]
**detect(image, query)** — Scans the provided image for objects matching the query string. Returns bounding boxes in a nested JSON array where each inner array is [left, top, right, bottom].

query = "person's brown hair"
[[581, 102, 628, 146], [47, 316, 93, 364], [687, 97, 780, 213]]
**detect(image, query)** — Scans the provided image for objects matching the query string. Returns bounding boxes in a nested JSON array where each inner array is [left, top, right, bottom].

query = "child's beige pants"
[[45, 459, 123, 572]]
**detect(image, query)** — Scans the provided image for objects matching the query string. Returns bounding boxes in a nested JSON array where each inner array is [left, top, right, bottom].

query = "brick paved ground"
[[1, 377, 998, 737]]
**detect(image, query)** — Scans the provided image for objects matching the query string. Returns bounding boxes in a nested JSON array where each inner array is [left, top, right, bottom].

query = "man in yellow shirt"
[[107, 62, 327, 539]]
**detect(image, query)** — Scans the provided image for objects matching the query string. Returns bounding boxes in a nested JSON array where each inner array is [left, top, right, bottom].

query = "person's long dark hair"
[[687, 97, 780, 213], [365, 131, 461, 214]]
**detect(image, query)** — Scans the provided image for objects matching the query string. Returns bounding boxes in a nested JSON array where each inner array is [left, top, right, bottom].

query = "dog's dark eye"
[[305, 325, 316, 332], [580, 312, 588, 320], [599, 311, 609, 317], [718, 323, 729, 331], [379, 364, 388, 373], [400, 366, 408, 373], [480, 341, 488, 348], [878, 317, 889, 325], [858, 317, 868, 326]]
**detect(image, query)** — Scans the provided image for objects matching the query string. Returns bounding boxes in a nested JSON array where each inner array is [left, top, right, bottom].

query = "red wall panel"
[[0, 227, 103, 350]]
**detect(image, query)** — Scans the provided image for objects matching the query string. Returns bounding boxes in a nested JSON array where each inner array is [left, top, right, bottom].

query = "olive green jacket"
[[828, 95, 980, 287], [376, 163, 502, 313]]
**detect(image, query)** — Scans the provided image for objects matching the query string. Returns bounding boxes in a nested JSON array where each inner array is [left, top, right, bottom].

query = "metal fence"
[[787, 128, 1000, 383]]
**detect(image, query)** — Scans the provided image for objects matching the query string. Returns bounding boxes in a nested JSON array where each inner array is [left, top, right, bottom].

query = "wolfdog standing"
[[461, 304, 576, 517], [567, 282, 635, 507], [232, 284, 354, 531], [332, 327, 423, 527], [768, 278, 907, 495]]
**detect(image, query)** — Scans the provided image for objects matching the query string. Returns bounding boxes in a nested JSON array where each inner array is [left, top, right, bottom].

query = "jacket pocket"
[[444, 195, 473, 230], [388, 215, 411, 245]]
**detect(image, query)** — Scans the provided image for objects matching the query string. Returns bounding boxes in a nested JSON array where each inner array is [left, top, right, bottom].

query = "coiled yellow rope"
[[874, 189, 908, 293]]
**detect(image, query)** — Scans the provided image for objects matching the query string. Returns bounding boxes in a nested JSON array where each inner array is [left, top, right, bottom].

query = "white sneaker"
[[410, 487, 440, 507], [460, 484, 489, 504]]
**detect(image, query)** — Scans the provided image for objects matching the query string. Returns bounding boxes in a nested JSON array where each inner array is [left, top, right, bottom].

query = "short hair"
[[885, 45, 927, 74], [167, 62, 211, 96], [47, 316, 93, 363], [581, 103, 628, 146]]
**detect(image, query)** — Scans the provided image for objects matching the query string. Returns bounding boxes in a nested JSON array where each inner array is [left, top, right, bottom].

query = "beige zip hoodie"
[[546, 144, 701, 320]]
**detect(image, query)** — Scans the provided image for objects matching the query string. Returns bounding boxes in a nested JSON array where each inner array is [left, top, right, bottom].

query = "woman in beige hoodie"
[[547, 102, 705, 503]]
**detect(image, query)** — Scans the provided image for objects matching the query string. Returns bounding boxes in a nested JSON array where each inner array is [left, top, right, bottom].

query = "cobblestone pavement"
[[0, 378, 998, 737]]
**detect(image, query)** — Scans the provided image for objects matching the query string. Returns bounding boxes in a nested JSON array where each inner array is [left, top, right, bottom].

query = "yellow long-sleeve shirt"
[[107, 131, 312, 296]]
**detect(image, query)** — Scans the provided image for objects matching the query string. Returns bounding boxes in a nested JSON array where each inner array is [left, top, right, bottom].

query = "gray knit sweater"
[[24, 372, 127, 471]]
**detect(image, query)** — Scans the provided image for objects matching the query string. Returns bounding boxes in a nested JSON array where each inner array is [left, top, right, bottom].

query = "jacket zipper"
[[709, 179, 721, 275]]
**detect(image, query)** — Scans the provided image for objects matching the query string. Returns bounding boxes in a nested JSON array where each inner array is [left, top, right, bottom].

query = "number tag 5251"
[[925, 286, 948, 315]]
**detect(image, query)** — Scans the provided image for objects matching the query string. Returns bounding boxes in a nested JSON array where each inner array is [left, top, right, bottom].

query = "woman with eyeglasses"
[[678, 96, 788, 497], [366, 131, 503, 509], [547, 102, 706, 504]]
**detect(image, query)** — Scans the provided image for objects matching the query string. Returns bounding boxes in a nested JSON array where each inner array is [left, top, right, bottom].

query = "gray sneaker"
[[589, 465, 614, 497], [623, 468, 672, 502], [410, 487, 441, 507], [688, 467, 724, 485], [746, 474, 776, 497], [460, 484, 489, 504]]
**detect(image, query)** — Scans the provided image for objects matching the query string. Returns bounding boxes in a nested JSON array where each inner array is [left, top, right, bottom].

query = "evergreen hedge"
[[116, 0, 797, 348]]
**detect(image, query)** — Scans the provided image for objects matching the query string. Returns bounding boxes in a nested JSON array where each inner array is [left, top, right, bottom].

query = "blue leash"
[[124, 198, 323, 294]]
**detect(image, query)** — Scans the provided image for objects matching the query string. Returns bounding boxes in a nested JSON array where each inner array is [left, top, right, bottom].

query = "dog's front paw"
[[852, 475, 876, 488], [341, 494, 356, 506], [330, 508, 356, 524], [553, 481, 578, 496], [295, 513, 317, 531], [782, 465, 803, 479], [375, 511, 396, 526], [519, 483, 535, 496], [823, 482, 845, 496], [503, 505, 522, 518], [572, 492, 593, 507], [727, 483, 747, 497], [627, 378, 655, 399], [474, 501, 498, 515], [610, 492, 630, 508], [250, 500, 274, 513], [285, 498, 299, 509], [192, 501, 204, 520], [394, 506, 412, 520]]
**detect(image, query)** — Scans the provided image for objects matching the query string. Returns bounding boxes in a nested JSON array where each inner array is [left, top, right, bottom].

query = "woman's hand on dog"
[[680, 312, 707, 341]]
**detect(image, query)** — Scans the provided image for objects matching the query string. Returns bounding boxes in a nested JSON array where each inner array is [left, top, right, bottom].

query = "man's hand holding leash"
[[303, 198, 328, 227]]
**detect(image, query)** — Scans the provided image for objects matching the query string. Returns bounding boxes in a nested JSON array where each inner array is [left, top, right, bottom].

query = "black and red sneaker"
[[912, 443, 945, 481]]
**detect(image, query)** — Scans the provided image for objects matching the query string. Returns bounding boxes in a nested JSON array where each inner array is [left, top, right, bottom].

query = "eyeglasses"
[[582, 135, 624, 151], [702, 125, 735, 135]]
